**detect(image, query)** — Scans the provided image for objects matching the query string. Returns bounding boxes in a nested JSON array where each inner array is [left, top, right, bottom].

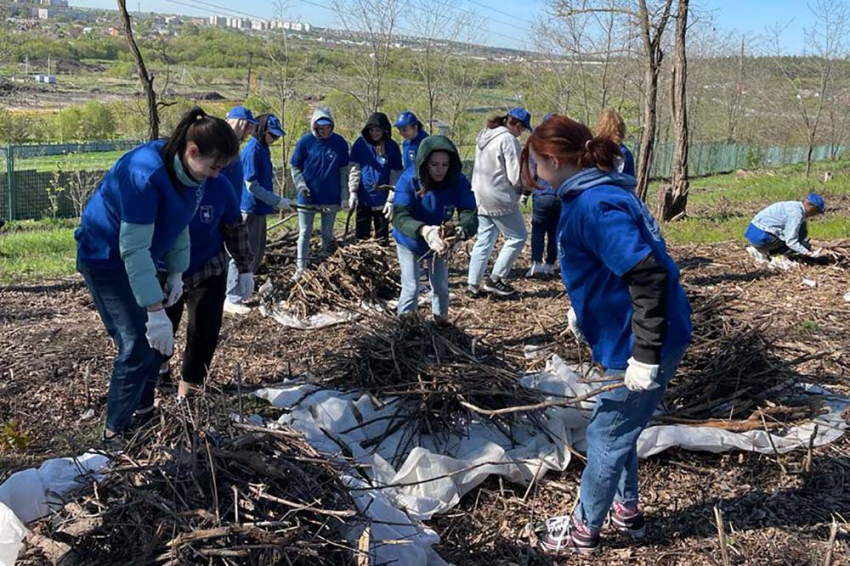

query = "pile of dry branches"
[[311, 313, 547, 459], [27, 398, 361, 565], [266, 240, 400, 319]]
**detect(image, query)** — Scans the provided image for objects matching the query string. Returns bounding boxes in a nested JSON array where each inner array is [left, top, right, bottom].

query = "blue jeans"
[[297, 210, 337, 269], [79, 262, 162, 433], [396, 245, 449, 317], [531, 195, 560, 264], [467, 208, 528, 285], [574, 345, 688, 530]]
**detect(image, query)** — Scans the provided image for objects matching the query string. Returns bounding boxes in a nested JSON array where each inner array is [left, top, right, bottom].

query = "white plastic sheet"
[[0, 502, 28, 566], [255, 355, 848, 564]]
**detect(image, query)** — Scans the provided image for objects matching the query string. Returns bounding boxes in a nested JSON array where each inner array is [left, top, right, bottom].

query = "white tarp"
[[254, 354, 849, 565], [0, 452, 109, 566]]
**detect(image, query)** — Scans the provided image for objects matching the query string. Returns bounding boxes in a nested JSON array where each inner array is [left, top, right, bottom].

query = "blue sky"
[[70, 0, 813, 51]]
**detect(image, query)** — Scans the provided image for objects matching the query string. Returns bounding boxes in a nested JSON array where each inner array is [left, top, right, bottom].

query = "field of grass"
[[0, 220, 77, 283]]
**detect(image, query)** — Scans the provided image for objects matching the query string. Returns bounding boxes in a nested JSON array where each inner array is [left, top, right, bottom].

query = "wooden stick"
[[823, 518, 839, 566], [805, 424, 819, 475], [714, 505, 731, 566], [459, 382, 624, 416]]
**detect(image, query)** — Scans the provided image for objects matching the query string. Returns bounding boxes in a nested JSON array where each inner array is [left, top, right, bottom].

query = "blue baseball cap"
[[394, 111, 420, 128], [266, 115, 285, 137], [806, 193, 825, 213], [508, 107, 532, 131], [226, 106, 258, 125]]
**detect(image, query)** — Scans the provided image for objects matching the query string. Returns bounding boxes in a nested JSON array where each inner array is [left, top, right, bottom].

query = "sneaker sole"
[[539, 541, 598, 555], [611, 517, 646, 539], [481, 285, 516, 297]]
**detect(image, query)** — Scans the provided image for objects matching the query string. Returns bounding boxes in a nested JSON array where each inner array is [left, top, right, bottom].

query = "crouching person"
[[163, 175, 254, 399], [745, 193, 825, 263], [524, 115, 692, 554], [392, 135, 477, 324]]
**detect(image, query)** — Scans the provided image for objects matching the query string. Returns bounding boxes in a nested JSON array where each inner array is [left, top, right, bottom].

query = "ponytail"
[[523, 115, 622, 179], [486, 114, 508, 129], [163, 106, 240, 182]]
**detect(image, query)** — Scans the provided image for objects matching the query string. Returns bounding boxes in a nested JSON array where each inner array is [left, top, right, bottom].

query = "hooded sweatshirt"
[[240, 115, 281, 216], [402, 128, 429, 170], [470, 126, 522, 216], [349, 112, 403, 208], [290, 107, 350, 207], [557, 168, 691, 370], [392, 135, 478, 256]]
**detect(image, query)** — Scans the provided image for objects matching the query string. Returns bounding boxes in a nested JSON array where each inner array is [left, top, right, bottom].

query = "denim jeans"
[[226, 213, 268, 304], [297, 209, 338, 269], [396, 244, 449, 317], [531, 194, 560, 265], [574, 344, 688, 530], [79, 262, 162, 433], [467, 208, 528, 285]]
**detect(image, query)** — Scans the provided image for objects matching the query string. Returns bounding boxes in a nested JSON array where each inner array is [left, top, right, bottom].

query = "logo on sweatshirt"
[[199, 205, 214, 224]]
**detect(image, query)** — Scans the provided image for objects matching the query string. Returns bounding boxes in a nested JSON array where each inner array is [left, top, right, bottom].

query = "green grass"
[[15, 151, 128, 173], [0, 224, 77, 283]]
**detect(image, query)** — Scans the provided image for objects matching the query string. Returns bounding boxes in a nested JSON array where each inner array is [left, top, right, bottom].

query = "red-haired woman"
[[523, 115, 691, 554]]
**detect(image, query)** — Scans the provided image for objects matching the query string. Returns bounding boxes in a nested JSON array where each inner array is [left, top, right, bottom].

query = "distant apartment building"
[[209, 15, 226, 27], [41, 0, 69, 6]]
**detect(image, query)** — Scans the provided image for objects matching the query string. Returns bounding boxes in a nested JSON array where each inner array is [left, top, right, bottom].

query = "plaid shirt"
[[183, 219, 254, 290]]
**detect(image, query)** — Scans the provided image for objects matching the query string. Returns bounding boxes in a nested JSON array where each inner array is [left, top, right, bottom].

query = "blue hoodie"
[[557, 168, 691, 370], [402, 129, 429, 170]]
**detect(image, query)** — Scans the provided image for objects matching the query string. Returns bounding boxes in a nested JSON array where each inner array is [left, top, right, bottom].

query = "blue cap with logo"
[[394, 111, 420, 128], [266, 115, 285, 137], [806, 193, 825, 213], [508, 107, 532, 131], [226, 106, 258, 125]]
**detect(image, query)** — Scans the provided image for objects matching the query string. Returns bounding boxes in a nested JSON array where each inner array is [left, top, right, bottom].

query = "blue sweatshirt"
[[557, 168, 691, 370], [619, 143, 635, 177], [187, 175, 243, 277], [240, 137, 279, 216], [221, 158, 244, 204], [291, 131, 350, 206], [402, 129, 429, 170], [351, 136, 403, 208], [392, 168, 476, 256], [75, 140, 203, 306]]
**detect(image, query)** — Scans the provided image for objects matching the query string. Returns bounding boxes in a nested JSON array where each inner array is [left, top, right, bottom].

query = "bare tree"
[[763, 0, 849, 177], [330, 0, 402, 118], [656, 0, 689, 221], [117, 0, 159, 140], [555, 0, 674, 201]]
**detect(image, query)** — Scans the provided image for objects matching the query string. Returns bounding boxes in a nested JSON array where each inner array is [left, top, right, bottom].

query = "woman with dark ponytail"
[[523, 115, 691, 555], [75, 106, 239, 446]]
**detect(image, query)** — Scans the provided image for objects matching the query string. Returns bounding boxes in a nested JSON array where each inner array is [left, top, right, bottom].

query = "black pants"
[[754, 235, 791, 256], [165, 271, 227, 385], [355, 204, 389, 245]]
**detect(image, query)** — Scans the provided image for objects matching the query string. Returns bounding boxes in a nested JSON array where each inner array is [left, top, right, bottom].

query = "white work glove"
[[276, 197, 292, 213], [810, 247, 823, 258], [348, 193, 358, 211], [624, 357, 660, 392], [520, 194, 529, 207], [236, 272, 255, 299], [567, 307, 585, 344], [383, 190, 394, 220], [421, 225, 447, 254], [146, 309, 174, 356], [162, 272, 184, 308]]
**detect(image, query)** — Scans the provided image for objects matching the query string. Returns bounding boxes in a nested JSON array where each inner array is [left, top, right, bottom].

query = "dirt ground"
[[1, 238, 849, 564]]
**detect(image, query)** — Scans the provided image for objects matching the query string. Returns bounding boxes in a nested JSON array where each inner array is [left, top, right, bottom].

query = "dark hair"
[[162, 106, 240, 181], [487, 113, 523, 130], [521, 115, 621, 188]]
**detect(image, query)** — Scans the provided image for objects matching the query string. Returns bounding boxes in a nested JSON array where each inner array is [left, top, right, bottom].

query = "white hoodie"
[[470, 126, 522, 216]]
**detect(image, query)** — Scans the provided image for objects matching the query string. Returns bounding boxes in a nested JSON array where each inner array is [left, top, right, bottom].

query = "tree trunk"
[[635, 53, 661, 201], [117, 0, 158, 141], [657, 0, 690, 222]]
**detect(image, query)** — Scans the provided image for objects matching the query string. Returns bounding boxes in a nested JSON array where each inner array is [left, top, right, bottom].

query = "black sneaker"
[[132, 406, 156, 429], [610, 502, 646, 539], [482, 276, 517, 297], [100, 429, 125, 450], [538, 515, 600, 555], [157, 366, 174, 390]]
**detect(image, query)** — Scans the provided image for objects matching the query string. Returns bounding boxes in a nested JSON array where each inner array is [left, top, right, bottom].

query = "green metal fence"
[[1, 139, 847, 221]]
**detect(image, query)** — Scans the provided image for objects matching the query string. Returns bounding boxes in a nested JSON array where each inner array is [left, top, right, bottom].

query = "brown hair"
[[162, 106, 240, 183], [487, 113, 524, 130], [521, 115, 621, 189], [596, 109, 626, 144]]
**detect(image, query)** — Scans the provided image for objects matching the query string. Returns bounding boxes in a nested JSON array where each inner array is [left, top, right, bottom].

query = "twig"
[[458, 383, 625, 416], [714, 505, 731, 566], [823, 518, 839, 566]]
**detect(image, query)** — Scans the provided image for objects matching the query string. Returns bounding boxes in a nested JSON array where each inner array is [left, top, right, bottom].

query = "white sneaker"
[[768, 256, 795, 271], [223, 300, 251, 315], [843, 291, 850, 303], [543, 263, 557, 276], [526, 262, 545, 278], [746, 246, 769, 264]]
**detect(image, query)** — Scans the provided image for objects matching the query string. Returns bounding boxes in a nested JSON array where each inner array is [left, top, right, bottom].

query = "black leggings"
[[165, 271, 227, 385], [355, 204, 389, 245]]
